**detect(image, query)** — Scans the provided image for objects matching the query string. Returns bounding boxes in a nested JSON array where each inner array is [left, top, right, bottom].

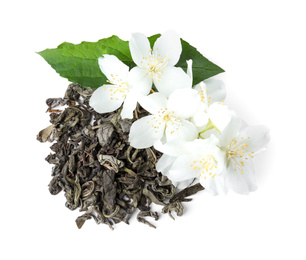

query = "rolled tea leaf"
[[38, 83, 205, 229], [37, 124, 55, 143]]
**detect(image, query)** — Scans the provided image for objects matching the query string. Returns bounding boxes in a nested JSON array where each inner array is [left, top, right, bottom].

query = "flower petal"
[[128, 67, 152, 95], [167, 88, 201, 119], [226, 161, 257, 195], [120, 92, 138, 119], [89, 85, 124, 114], [192, 107, 209, 128], [129, 115, 165, 149], [154, 67, 192, 97], [207, 103, 232, 133], [184, 136, 220, 155], [187, 59, 193, 83], [156, 154, 176, 174], [138, 92, 167, 115], [219, 113, 242, 147], [98, 55, 129, 82], [129, 33, 151, 68], [199, 128, 221, 140], [153, 30, 182, 67], [165, 119, 198, 142], [237, 125, 270, 154], [205, 78, 226, 104], [154, 139, 188, 157], [167, 154, 202, 182], [200, 173, 227, 195]]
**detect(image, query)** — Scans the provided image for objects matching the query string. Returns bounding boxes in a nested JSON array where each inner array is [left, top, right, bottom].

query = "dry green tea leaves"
[[37, 125, 55, 142], [37, 83, 204, 229]]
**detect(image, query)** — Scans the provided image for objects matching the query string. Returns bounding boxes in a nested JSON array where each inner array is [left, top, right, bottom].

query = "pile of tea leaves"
[[37, 84, 204, 229]]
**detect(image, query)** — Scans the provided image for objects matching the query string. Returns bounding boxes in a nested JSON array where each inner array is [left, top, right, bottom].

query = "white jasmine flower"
[[195, 78, 226, 106], [156, 136, 227, 195], [219, 115, 270, 194], [155, 140, 195, 189], [192, 80, 230, 134], [128, 88, 201, 149], [129, 30, 192, 97], [89, 54, 151, 119], [157, 115, 270, 195]]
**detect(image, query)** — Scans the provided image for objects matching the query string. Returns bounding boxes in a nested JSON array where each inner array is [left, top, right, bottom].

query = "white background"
[[1, 0, 305, 259]]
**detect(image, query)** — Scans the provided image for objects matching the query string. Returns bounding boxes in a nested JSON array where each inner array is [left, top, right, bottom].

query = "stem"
[[91, 124, 102, 129], [122, 167, 137, 177], [199, 119, 221, 137]]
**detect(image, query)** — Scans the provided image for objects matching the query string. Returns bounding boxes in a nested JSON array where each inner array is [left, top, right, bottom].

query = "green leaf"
[[38, 36, 134, 89], [148, 34, 224, 85], [148, 34, 160, 48], [178, 39, 224, 85], [39, 34, 224, 89]]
